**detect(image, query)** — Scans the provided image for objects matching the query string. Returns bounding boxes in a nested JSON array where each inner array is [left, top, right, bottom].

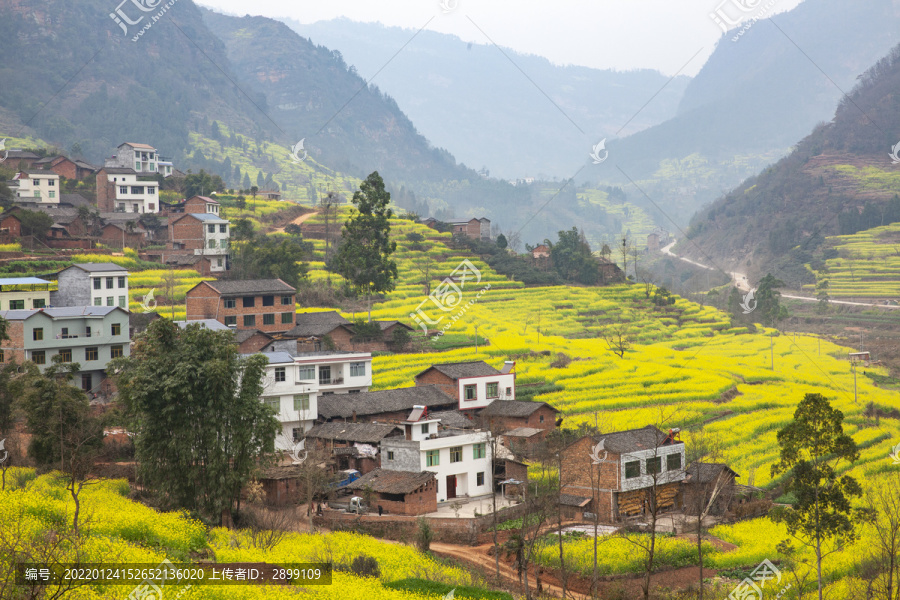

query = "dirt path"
[[661, 242, 899, 309], [271, 210, 317, 234]]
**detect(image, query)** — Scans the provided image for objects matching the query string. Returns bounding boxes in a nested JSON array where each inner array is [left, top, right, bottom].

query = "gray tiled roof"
[[429, 410, 474, 429], [346, 468, 435, 495], [559, 494, 591, 507], [684, 463, 738, 483], [416, 361, 500, 380], [0, 306, 123, 320], [480, 400, 557, 418], [175, 319, 230, 331], [305, 422, 402, 443], [503, 427, 543, 438], [234, 329, 270, 343], [284, 311, 351, 337], [317, 385, 456, 420], [67, 263, 129, 273], [204, 279, 295, 296], [100, 167, 137, 174], [591, 426, 683, 455]]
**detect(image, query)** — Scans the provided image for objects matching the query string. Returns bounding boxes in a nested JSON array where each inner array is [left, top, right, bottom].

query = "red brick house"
[[415, 361, 516, 410], [279, 311, 413, 353], [167, 195, 222, 216], [234, 329, 273, 354], [99, 222, 147, 249], [531, 244, 550, 259], [305, 422, 403, 474], [32, 156, 97, 181], [479, 400, 559, 433], [447, 217, 491, 240], [184, 279, 296, 333], [0, 212, 22, 242], [345, 469, 437, 516], [560, 426, 686, 523]]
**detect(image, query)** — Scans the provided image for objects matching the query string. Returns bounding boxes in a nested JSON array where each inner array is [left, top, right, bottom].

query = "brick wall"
[[486, 405, 558, 433], [95, 171, 114, 212], [370, 480, 437, 516], [169, 214, 205, 250], [99, 226, 144, 249], [183, 197, 216, 214], [237, 332, 272, 354], [186, 284, 295, 333], [465, 220, 481, 239], [560, 436, 622, 522], [48, 158, 78, 180], [415, 369, 458, 399], [0, 215, 21, 237], [0, 321, 25, 364]]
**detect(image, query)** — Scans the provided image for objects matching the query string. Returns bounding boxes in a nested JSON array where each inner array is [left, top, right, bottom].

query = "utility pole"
[[852, 360, 858, 404], [474, 325, 479, 354]]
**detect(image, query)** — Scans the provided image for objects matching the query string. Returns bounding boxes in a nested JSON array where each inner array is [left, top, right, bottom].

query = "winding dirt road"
[[661, 241, 898, 309]]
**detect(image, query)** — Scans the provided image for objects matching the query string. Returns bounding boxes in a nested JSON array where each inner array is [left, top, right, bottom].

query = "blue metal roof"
[[0, 277, 51, 286]]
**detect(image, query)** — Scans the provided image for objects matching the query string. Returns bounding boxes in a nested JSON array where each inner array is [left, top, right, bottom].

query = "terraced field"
[[805, 222, 900, 300]]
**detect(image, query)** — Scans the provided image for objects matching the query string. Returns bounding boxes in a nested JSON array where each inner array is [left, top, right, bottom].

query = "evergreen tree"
[[330, 171, 398, 320]]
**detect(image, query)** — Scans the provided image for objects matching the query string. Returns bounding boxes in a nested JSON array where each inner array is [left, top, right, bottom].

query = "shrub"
[[350, 554, 380, 578], [416, 517, 433, 553]]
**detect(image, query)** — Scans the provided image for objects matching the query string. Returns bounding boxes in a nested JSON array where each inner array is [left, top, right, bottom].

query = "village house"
[[305, 421, 403, 474], [0, 277, 52, 311], [345, 469, 437, 516], [99, 222, 148, 249], [381, 406, 493, 502], [165, 211, 230, 274], [9, 171, 61, 203], [184, 279, 296, 333], [103, 142, 163, 174], [681, 463, 740, 516], [32, 155, 98, 181], [0, 306, 131, 393], [560, 426, 686, 523], [316, 385, 458, 424], [531, 244, 551, 259], [447, 217, 491, 240], [51, 263, 130, 310], [415, 361, 516, 410], [95, 167, 161, 214], [478, 399, 559, 433], [0, 212, 21, 242], [276, 311, 413, 353], [3, 150, 41, 171], [252, 349, 373, 450]]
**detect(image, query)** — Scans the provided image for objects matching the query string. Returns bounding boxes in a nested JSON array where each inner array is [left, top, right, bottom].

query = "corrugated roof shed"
[[346, 468, 435, 495]]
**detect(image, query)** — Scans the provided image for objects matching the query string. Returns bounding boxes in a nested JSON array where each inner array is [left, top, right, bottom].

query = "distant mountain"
[[285, 18, 690, 181], [680, 42, 900, 287], [590, 0, 900, 225]]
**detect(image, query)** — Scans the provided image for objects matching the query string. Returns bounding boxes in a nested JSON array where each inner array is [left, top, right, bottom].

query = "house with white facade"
[[51, 263, 130, 310], [381, 406, 493, 502], [96, 167, 160, 214], [104, 143, 161, 174], [414, 360, 516, 410], [252, 349, 373, 451], [9, 171, 61, 203], [0, 277, 52, 311]]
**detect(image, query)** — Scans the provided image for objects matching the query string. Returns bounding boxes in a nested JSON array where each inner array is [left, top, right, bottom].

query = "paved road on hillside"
[[660, 242, 898, 309]]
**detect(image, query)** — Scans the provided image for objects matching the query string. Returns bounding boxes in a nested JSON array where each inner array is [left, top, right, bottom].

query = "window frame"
[[646, 456, 663, 475], [449, 446, 463, 463], [666, 453, 682, 472], [426, 449, 440, 467], [486, 382, 499, 399], [281, 312, 294, 324], [274, 367, 286, 383], [33, 328, 43, 341], [110, 345, 124, 359], [476, 472, 485, 486], [58, 349, 72, 363], [350, 361, 366, 377], [224, 316, 237, 326], [624, 460, 641, 479], [243, 315, 256, 327], [293, 394, 310, 412], [111, 323, 121, 336], [281, 295, 293, 305], [263, 313, 275, 326], [224, 298, 236, 309], [32, 350, 46, 365], [473, 443, 486, 459], [463, 384, 477, 401], [85, 347, 98, 361]]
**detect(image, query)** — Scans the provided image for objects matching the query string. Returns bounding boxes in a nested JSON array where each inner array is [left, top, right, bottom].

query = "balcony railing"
[[319, 376, 344, 386]]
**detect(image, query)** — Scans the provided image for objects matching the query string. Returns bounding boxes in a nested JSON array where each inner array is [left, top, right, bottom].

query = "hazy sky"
[[197, 0, 806, 76]]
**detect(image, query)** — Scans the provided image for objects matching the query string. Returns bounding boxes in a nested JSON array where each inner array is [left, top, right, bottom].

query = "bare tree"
[[320, 192, 341, 262], [847, 469, 900, 599], [413, 252, 439, 296], [636, 267, 656, 299], [297, 445, 338, 532], [504, 229, 523, 253], [602, 324, 631, 358], [618, 237, 630, 278]]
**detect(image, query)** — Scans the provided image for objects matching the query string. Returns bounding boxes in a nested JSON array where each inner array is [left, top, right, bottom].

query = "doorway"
[[446, 475, 457, 499]]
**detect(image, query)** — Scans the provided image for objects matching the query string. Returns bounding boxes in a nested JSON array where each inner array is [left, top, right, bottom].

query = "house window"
[[118, 296, 126, 308], [94, 278, 102, 290], [118, 276, 126, 288], [224, 316, 237, 326], [263, 314, 275, 326], [505, 387, 512, 397], [281, 312, 293, 324], [32, 328, 43, 341], [624, 460, 640, 479], [464, 384, 477, 401], [667, 453, 682, 471], [111, 323, 121, 336], [262, 295, 274, 307], [85, 326, 91, 338], [208, 224, 215, 234], [476, 472, 485, 486], [486, 382, 499, 398], [61, 327, 69, 338], [217, 259, 223, 268], [420, 423, 429, 435], [147, 187, 155, 195], [32, 179, 39, 186], [81, 374, 92, 391], [449, 446, 462, 463], [148, 203, 155, 211], [58, 349, 72, 363], [107, 296, 114, 306], [94, 298, 102, 306], [85, 347, 98, 361], [264, 398, 279, 413], [293, 394, 310, 411], [274, 367, 286, 382], [219, 224, 227, 233], [117, 203, 125, 211], [243, 315, 256, 327], [224, 299, 236, 309], [32, 351, 46, 365], [539, 414, 545, 423], [130, 186, 144, 194], [208, 239, 216, 249], [281, 295, 293, 305], [387, 451, 395, 461], [473, 443, 486, 459], [350, 362, 366, 377], [243, 296, 255, 308], [48, 191, 55, 199], [111, 345, 124, 359], [646, 457, 662, 475], [119, 186, 128, 195], [298, 365, 315, 381], [292, 428, 303, 442], [318, 365, 331, 385], [106, 277, 114, 289], [10, 300, 24, 310], [48, 179, 55, 187], [426, 450, 440, 467]]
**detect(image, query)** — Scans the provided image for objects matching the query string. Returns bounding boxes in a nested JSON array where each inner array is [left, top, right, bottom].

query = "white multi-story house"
[[96, 168, 160, 214], [104, 142, 161, 174], [414, 360, 516, 410], [51, 263, 130, 310], [253, 349, 373, 450], [382, 407, 493, 502], [9, 171, 61, 203]]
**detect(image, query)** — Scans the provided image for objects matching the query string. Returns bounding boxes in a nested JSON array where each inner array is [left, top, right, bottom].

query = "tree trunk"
[[698, 511, 704, 600]]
